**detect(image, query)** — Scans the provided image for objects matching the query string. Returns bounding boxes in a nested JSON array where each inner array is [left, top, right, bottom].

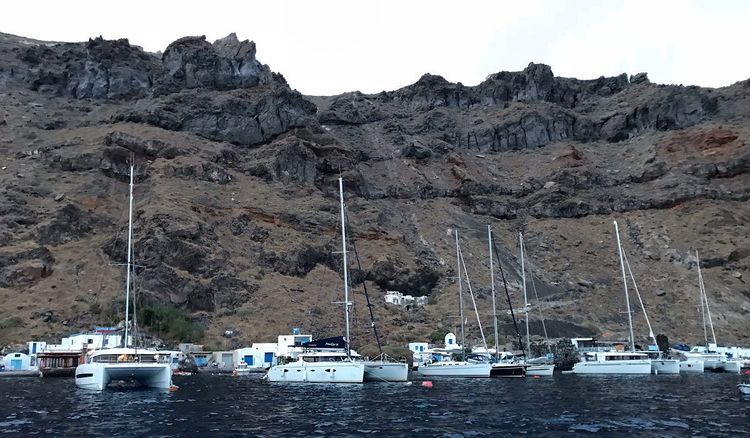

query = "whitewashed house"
[[385, 291, 428, 307], [1, 352, 32, 371], [233, 343, 277, 370]]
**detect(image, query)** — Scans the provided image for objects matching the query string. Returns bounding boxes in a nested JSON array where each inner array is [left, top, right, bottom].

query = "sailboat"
[[681, 251, 741, 374], [486, 227, 526, 378], [517, 233, 555, 376], [617, 240, 679, 374], [418, 230, 492, 378], [570, 221, 651, 374], [75, 164, 172, 390], [265, 178, 366, 383], [338, 179, 408, 382]]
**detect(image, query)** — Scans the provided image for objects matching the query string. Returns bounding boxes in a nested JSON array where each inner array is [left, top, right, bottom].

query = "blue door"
[[11, 359, 22, 370], [264, 352, 274, 365], [244, 355, 254, 366]]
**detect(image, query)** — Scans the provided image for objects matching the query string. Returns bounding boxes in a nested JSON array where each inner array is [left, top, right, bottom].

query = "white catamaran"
[[680, 251, 741, 374], [75, 164, 172, 391], [265, 178, 366, 383], [619, 242, 679, 374], [570, 221, 651, 374]]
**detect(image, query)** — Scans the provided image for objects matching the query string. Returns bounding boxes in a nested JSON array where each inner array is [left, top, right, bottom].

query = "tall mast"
[[696, 251, 717, 346], [455, 229, 466, 361], [520, 232, 531, 357], [614, 221, 635, 353], [123, 164, 134, 348], [696, 251, 708, 347], [488, 226, 499, 359], [338, 178, 352, 356]]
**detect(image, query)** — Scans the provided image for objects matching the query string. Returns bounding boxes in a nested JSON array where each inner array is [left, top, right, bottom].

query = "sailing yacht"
[[571, 221, 651, 375], [485, 227, 526, 378], [75, 164, 172, 391], [517, 232, 554, 376], [418, 230, 492, 378], [619, 245, 679, 374], [681, 251, 741, 374], [336, 180, 408, 382], [266, 178, 376, 383]]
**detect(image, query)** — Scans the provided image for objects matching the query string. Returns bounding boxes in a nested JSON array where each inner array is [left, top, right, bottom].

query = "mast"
[[346, 219, 382, 355], [520, 232, 531, 357], [338, 178, 352, 357], [614, 221, 635, 353], [491, 238, 525, 356], [488, 226, 499, 359], [123, 164, 134, 348], [696, 251, 717, 346], [455, 229, 466, 361]]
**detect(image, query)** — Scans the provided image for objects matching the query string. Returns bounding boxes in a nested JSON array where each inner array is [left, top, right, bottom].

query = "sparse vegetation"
[[138, 303, 204, 342]]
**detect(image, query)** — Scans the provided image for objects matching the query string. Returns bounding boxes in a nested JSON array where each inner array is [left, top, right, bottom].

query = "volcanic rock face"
[[1, 31, 749, 350]]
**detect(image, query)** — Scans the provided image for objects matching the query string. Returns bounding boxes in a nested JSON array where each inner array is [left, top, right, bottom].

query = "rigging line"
[[491, 239, 525, 357], [458, 245, 488, 352], [696, 251, 717, 346], [522, 239, 551, 353], [344, 210, 382, 355], [622, 250, 656, 345]]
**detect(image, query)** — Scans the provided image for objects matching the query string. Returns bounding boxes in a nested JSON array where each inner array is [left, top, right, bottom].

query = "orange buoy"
[[169, 385, 179, 392], [421, 381, 433, 388], [533, 375, 540, 379]]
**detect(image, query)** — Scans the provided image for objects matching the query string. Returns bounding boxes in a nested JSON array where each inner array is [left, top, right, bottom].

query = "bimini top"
[[301, 336, 346, 350]]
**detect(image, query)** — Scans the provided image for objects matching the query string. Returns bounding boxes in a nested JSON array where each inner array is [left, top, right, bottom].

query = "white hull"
[[524, 364, 555, 376], [715, 360, 741, 374], [418, 361, 491, 378], [651, 359, 680, 374], [265, 361, 364, 383], [679, 360, 705, 373], [363, 361, 409, 382], [739, 384, 750, 396], [571, 359, 652, 374], [75, 362, 172, 390]]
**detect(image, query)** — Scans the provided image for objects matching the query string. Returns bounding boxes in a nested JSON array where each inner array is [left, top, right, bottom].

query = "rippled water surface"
[[1, 373, 748, 436]]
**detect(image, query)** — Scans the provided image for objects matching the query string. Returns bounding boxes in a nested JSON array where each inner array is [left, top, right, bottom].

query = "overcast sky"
[[2, 0, 748, 95]]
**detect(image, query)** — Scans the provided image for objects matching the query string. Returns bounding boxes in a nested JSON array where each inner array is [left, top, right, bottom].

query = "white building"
[[1, 352, 32, 371], [276, 331, 313, 358], [45, 331, 130, 352], [211, 351, 234, 369], [233, 343, 277, 369], [384, 291, 428, 307]]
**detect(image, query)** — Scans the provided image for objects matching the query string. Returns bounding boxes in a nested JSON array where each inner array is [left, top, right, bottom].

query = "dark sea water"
[[1, 373, 748, 436]]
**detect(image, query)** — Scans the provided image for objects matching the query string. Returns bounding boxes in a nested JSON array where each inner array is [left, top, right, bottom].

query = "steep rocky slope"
[[1, 32, 749, 351]]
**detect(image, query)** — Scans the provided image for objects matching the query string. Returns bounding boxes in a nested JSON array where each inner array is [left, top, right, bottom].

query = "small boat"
[[523, 363, 555, 376], [418, 361, 491, 378], [362, 354, 409, 382], [491, 362, 526, 377], [570, 351, 652, 374], [738, 384, 750, 396]]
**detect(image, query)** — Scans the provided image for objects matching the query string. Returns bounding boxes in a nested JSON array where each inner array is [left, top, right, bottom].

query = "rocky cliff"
[[1, 31, 749, 351]]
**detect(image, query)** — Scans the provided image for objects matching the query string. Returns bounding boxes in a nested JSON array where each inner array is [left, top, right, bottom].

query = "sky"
[[1, 0, 748, 95]]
